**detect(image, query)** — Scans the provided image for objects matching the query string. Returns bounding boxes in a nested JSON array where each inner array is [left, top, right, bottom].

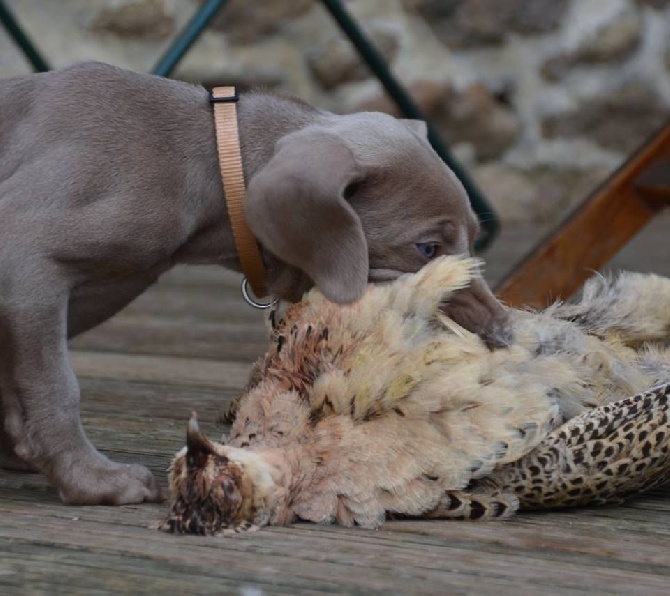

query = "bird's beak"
[[186, 412, 215, 467]]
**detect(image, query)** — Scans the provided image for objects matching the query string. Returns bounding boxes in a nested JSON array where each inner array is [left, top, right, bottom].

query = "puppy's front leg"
[[0, 288, 161, 505]]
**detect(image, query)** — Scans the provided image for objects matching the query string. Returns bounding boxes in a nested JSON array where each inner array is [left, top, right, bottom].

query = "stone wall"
[[1, 0, 669, 222]]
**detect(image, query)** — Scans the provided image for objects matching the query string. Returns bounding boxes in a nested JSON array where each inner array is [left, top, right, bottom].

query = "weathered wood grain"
[[72, 350, 253, 390], [69, 316, 270, 362], [0, 222, 669, 595]]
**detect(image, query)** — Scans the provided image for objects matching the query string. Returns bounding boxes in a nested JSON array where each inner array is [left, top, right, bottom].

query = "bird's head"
[[157, 413, 276, 535]]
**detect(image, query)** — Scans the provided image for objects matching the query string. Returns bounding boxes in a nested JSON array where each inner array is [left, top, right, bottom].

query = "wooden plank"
[[76, 377, 239, 428], [69, 316, 270, 362], [121, 285, 268, 323], [70, 350, 253, 390], [495, 123, 670, 308], [0, 215, 668, 594], [2, 512, 670, 595]]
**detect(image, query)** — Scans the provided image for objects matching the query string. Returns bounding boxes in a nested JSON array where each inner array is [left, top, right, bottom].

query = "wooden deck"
[[1, 213, 668, 595]]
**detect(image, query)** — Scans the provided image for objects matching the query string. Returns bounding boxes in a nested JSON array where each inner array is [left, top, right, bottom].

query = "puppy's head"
[[246, 112, 508, 347]]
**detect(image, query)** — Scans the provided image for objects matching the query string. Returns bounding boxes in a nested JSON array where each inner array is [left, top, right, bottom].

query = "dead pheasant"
[[157, 256, 670, 535]]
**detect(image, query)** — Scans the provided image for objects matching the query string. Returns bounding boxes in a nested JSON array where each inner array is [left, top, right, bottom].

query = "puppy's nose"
[[480, 307, 513, 350], [441, 276, 513, 350]]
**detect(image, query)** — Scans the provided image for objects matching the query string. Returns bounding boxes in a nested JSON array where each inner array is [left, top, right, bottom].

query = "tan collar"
[[210, 86, 268, 300]]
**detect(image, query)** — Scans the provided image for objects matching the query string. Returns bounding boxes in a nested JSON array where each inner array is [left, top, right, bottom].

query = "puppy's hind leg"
[[0, 275, 161, 505]]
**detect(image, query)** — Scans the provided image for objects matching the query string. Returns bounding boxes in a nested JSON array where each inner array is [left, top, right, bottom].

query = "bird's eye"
[[416, 242, 439, 259], [221, 477, 238, 497]]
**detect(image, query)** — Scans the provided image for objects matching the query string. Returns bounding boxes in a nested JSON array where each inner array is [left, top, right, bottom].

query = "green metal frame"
[[152, 0, 229, 78], [0, 0, 48, 72], [0, 0, 499, 250]]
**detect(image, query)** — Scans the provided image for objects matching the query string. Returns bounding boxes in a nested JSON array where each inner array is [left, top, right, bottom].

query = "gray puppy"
[[0, 62, 507, 505]]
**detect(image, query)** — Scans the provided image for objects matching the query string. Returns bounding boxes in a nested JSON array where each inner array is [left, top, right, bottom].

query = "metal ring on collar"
[[241, 277, 279, 310]]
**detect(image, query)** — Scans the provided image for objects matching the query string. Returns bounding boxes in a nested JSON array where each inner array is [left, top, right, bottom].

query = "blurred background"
[[1, 0, 669, 239]]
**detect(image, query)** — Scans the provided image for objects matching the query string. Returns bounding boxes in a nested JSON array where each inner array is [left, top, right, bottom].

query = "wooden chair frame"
[[496, 122, 670, 308]]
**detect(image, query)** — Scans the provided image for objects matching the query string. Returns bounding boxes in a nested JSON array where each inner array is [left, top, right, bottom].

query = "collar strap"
[[210, 86, 268, 298]]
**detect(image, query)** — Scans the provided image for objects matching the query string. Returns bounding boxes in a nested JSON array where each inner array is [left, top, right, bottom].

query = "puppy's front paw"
[[56, 459, 163, 505]]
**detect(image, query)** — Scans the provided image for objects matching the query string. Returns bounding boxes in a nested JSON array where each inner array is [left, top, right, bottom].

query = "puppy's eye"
[[416, 242, 439, 259]]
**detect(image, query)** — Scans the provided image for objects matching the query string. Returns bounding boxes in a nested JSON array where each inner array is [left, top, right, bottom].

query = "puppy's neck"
[[175, 90, 323, 272], [236, 92, 325, 181]]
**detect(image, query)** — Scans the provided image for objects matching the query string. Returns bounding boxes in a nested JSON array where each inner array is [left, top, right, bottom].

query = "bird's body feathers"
[[159, 257, 670, 535]]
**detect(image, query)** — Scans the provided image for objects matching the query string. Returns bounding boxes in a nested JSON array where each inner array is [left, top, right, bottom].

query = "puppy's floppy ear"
[[245, 129, 368, 304], [401, 119, 428, 138]]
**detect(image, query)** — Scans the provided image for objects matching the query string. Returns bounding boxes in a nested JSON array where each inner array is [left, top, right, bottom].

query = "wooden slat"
[[69, 316, 270, 362], [496, 123, 670, 308], [0, 205, 669, 594], [71, 350, 253, 390]]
